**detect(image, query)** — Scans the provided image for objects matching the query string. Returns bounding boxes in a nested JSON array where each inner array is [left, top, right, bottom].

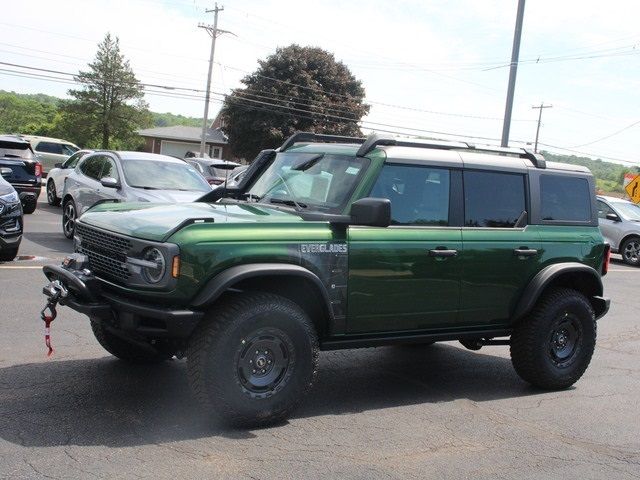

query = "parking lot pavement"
[[1, 195, 639, 480]]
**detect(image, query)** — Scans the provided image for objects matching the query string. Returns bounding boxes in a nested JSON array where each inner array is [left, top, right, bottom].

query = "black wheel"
[[187, 293, 319, 427], [621, 237, 640, 266], [47, 180, 60, 206], [62, 199, 76, 239], [510, 288, 596, 390], [90, 319, 172, 364], [22, 198, 37, 214], [0, 247, 19, 262]]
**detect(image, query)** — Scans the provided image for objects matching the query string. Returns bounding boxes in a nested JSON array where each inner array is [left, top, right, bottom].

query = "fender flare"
[[189, 263, 333, 318], [513, 262, 603, 320]]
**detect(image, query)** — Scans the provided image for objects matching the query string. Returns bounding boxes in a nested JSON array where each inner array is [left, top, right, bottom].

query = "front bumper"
[[43, 263, 203, 339]]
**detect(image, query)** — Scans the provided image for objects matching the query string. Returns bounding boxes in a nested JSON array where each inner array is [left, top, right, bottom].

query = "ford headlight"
[[0, 191, 19, 203], [141, 248, 166, 283]]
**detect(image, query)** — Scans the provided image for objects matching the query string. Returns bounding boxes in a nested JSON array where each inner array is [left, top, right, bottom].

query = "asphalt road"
[[1, 194, 639, 480]]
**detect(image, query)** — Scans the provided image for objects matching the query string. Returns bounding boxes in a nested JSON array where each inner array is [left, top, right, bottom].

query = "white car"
[[22, 135, 80, 174], [46, 150, 93, 206]]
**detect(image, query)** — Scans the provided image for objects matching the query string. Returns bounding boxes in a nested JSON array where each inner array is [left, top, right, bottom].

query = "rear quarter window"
[[540, 175, 591, 222]]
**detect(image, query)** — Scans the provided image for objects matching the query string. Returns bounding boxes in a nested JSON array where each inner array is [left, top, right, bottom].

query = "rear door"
[[74, 155, 107, 213], [460, 169, 541, 326], [347, 162, 462, 333]]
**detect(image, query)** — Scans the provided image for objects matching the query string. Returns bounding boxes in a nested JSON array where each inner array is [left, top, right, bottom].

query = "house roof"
[[137, 125, 227, 144]]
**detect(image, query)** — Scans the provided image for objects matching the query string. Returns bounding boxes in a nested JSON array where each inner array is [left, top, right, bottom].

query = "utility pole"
[[532, 103, 552, 153], [501, 0, 526, 147], [198, 4, 234, 157]]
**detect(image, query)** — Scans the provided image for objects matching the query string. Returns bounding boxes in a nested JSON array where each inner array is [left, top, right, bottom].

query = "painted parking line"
[[609, 269, 640, 272], [0, 265, 44, 269]]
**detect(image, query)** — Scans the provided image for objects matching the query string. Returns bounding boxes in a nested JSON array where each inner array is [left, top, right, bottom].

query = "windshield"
[[0, 140, 34, 160], [123, 160, 211, 191], [247, 152, 369, 213], [613, 201, 640, 221]]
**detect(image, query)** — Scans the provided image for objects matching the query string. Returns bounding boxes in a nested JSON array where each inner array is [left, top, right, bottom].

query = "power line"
[[537, 142, 638, 166], [570, 119, 640, 148]]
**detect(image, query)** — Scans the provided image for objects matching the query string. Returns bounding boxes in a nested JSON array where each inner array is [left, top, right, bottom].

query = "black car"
[[0, 168, 23, 261], [0, 135, 42, 214]]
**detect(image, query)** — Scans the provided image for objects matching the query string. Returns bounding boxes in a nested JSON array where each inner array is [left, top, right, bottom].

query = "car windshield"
[[0, 140, 34, 160], [613, 201, 640, 221], [246, 152, 369, 213], [122, 159, 211, 191]]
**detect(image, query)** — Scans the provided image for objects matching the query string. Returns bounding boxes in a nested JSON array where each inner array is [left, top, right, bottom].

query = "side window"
[[597, 200, 614, 219], [101, 157, 120, 181], [79, 156, 106, 180], [464, 171, 525, 227], [370, 164, 450, 225], [35, 142, 64, 155], [540, 175, 591, 222]]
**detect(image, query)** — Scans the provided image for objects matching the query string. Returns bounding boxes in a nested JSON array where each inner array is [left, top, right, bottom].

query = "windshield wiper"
[[240, 192, 262, 202], [270, 198, 307, 209], [292, 154, 323, 171], [133, 186, 161, 190]]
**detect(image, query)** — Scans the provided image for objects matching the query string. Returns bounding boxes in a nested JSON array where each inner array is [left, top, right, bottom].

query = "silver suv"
[[61, 151, 211, 239], [597, 195, 640, 266]]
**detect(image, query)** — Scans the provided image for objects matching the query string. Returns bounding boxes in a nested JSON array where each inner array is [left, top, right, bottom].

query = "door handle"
[[513, 247, 538, 257], [429, 248, 458, 258]]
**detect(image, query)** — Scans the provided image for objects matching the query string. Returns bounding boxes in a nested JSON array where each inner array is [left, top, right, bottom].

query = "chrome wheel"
[[62, 201, 76, 238], [622, 238, 640, 266]]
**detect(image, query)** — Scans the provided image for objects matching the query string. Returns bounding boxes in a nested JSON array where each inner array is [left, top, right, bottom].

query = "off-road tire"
[[186, 293, 319, 427], [621, 236, 640, 267], [510, 288, 596, 390], [90, 319, 172, 363], [47, 180, 60, 206], [0, 247, 19, 262], [62, 198, 76, 239]]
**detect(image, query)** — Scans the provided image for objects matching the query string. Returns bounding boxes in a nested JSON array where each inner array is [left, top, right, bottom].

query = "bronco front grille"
[[75, 223, 132, 281]]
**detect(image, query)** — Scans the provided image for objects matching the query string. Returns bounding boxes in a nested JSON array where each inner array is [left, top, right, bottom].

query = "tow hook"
[[40, 280, 69, 356]]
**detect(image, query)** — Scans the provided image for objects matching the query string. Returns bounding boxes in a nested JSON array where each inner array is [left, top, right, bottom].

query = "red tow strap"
[[43, 315, 54, 357]]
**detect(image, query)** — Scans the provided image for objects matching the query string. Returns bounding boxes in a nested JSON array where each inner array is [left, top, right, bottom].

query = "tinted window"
[[79, 156, 106, 180], [371, 164, 450, 225], [101, 157, 119, 181], [540, 175, 591, 222], [35, 142, 64, 155], [464, 171, 525, 227], [0, 140, 34, 160], [597, 200, 614, 219], [62, 151, 85, 169]]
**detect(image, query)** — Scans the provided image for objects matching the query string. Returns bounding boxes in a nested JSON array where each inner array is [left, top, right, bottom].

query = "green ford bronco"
[[42, 132, 610, 426]]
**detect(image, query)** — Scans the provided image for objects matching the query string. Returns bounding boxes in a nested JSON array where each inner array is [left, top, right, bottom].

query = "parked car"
[[597, 195, 640, 266], [227, 164, 249, 186], [22, 135, 79, 175], [184, 156, 241, 186], [43, 132, 610, 427], [0, 135, 42, 214], [61, 151, 211, 238], [0, 167, 23, 261], [46, 149, 94, 206]]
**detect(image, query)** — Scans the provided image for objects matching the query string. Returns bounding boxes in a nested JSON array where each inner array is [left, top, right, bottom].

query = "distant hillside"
[[0, 90, 203, 132], [541, 151, 639, 194]]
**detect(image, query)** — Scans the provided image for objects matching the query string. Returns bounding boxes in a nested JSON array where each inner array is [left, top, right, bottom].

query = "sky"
[[1, 0, 639, 166]]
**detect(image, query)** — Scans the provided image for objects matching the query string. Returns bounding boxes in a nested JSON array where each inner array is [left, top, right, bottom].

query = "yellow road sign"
[[625, 174, 640, 204]]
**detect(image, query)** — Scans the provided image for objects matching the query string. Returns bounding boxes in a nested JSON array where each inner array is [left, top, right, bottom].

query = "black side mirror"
[[54, 163, 63, 168], [350, 197, 391, 227], [606, 212, 621, 222], [0, 167, 12, 178], [100, 177, 120, 189]]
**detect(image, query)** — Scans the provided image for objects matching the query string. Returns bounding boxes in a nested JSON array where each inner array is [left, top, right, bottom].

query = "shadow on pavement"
[[21, 231, 74, 255], [0, 344, 543, 447]]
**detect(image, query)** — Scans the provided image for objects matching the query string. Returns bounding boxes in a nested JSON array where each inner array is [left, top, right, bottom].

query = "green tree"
[[63, 33, 150, 149], [221, 44, 369, 159]]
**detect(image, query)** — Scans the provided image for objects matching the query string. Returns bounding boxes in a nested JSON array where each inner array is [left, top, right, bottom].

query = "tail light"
[[602, 244, 611, 276], [34, 162, 42, 177]]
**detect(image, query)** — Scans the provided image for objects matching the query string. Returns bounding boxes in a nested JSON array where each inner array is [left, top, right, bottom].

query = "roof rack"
[[279, 132, 365, 152], [356, 133, 546, 168]]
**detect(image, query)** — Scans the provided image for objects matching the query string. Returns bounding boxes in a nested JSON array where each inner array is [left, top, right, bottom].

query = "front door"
[[347, 164, 462, 333]]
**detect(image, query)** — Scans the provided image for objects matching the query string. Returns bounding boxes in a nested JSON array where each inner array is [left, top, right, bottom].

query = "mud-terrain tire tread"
[[186, 292, 319, 427], [510, 287, 596, 390], [90, 319, 171, 363]]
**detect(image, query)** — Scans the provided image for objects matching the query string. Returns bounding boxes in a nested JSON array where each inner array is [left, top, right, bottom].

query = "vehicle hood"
[[129, 188, 208, 204], [79, 201, 305, 241]]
